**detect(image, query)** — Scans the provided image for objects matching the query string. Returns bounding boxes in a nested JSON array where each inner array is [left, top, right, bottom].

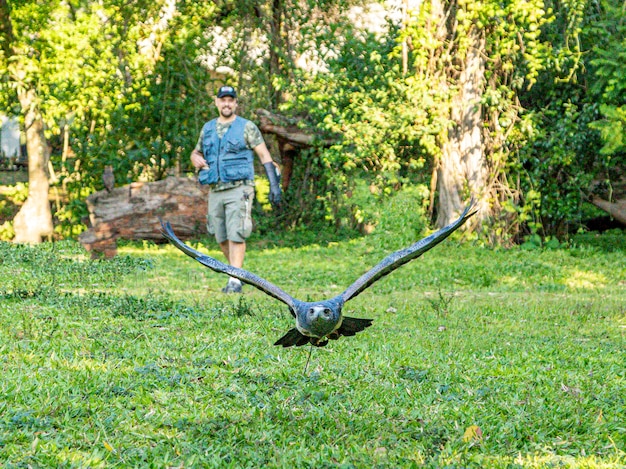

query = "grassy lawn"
[[0, 230, 624, 468]]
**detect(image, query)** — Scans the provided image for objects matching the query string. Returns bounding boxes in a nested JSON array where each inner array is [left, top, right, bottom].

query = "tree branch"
[[255, 109, 334, 147]]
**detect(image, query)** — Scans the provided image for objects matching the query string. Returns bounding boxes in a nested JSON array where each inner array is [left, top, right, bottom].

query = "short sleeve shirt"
[[195, 119, 265, 153]]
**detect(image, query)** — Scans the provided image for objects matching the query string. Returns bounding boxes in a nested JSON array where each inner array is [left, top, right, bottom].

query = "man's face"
[[215, 96, 237, 118]]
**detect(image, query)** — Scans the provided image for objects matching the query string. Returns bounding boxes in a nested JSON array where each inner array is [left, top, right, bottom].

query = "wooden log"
[[79, 176, 209, 258], [587, 174, 626, 227], [589, 196, 626, 226], [256, 109, 326, 147]]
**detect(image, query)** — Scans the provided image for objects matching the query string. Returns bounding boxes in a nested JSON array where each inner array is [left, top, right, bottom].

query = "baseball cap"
[[217, 85, 237, 98]]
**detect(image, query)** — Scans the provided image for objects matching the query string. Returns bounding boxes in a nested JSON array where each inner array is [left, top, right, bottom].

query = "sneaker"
[[221, 279, 243, 293]]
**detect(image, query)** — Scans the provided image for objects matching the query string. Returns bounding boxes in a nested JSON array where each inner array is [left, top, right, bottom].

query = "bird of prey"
[[103, 165, 115, 192], [160, 201, 476, 348]]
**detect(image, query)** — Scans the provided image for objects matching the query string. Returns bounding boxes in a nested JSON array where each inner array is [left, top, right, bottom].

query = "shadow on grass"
[[571, 229, 625, 253]]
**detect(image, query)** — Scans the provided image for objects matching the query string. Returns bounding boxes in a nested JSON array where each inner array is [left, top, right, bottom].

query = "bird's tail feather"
[[274, 317, 374, 348]]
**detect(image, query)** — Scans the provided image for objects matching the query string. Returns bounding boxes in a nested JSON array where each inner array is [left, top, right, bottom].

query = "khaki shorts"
[[207, 184, 255, 243]]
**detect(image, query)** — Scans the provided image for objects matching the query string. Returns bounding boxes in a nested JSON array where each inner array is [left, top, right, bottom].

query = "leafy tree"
[[277, 0, 623, 241], [587, 0, 625, 164], [61, 2, 217, 186], [185, 0, 383, 230], [3, 0, 621, 243], [279, 23, 435, 229], [274, 0, 554, 241], [0, 0, 217, 240], [0, 0, 56, 242], [515, 0, 626, 237]]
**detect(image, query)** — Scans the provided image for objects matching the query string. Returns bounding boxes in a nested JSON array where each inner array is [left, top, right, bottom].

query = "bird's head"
[[295, 299, 343, 339]]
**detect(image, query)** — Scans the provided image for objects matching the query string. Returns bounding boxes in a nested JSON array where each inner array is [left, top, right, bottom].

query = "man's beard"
[[220, 107, 233, 118]]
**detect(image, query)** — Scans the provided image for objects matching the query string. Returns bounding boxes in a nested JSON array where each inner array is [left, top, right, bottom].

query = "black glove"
[[263, 162, 282, 206]]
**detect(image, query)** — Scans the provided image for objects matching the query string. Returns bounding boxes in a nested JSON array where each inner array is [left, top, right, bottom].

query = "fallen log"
[[587, 174, 626, 227], [79, 176, 209, 258], [589, 196, 626, 226]]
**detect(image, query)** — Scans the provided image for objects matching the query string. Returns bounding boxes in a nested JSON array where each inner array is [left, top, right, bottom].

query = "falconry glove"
[[263, 162, 282, 206]]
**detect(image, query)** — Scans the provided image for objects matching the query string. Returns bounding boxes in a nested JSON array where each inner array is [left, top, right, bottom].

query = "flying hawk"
[[161, 201, 477, 348]]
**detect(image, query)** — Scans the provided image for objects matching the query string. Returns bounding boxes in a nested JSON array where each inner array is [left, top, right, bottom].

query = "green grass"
[[0, 230, 624, 468]]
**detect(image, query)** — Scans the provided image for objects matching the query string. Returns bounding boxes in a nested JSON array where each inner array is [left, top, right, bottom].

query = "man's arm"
[[252, 141, 273, 165], [191, 132, 207, 169]]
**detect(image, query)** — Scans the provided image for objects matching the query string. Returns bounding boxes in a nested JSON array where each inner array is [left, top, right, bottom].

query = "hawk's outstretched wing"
[[340, 201, 478, 303], [160, 220, 297, 310]]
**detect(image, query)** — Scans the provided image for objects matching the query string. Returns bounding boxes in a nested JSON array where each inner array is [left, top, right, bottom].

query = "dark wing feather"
[[340, 200, 478, 303], [161, 220, 296, 309], [274, 328, 310, 347], [330, 316, 373, 339]]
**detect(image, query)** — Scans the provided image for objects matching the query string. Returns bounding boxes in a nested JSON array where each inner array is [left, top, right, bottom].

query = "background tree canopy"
[[0, 0, 624, 243]]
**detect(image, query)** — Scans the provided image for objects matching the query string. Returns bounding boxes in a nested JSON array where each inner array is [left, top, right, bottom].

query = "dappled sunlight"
[[55, 449, 106, 469], [462, 453, 626, 468], [512, 453, 625, 468], [564, 270, 608, 289], [49, 355, 112, 373], [2, 237, 625, 467], [500, 275, 520, 286], [119, 241, 219, 258]]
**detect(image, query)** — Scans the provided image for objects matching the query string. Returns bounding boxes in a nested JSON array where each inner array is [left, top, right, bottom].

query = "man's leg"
[[218, 240, 245, 268], [226, 240, 246, 268], [219, 240, 230, 263], [220, 185, 253, 293], [220, 240, 246, 292]]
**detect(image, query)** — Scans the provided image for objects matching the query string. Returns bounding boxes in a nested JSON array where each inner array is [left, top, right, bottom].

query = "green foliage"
[[54, 197, 89, 238], [0, 220, 14, 241], [2, 182, 28, 203], [80, 1, 218, 183], [571, 228, 626, 252], [1, 0, 624, 243], [516, 101, 603, 236], [479, 0, 552, 89], [0, 182, 27, 241], [370, 184, 429, 249], [588, 6, 626, 158], [276, 21, 439, 230], [513, 0, 626, 236], [1, 1, 219, 234], [276, 0, 566, 238], [0, 234, 625, 466], [590, 105, 626, 156]]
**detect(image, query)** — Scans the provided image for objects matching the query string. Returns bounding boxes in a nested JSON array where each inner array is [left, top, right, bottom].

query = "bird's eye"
[[308, 308, 315, 315], [324, 308, 331, 316]]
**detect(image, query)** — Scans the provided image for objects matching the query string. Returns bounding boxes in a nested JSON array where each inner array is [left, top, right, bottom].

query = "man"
[[190, 85, 282, 293]]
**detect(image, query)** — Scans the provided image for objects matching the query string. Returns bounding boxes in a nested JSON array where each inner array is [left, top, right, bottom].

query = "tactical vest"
[[201, 116, 255, 185]]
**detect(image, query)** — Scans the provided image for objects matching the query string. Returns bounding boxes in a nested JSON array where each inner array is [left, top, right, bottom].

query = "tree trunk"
[[1, 0, 53, 243], [436, 28, 488, 228], [12, 88, 54, 243]]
